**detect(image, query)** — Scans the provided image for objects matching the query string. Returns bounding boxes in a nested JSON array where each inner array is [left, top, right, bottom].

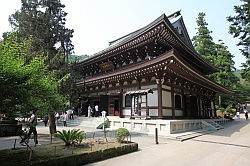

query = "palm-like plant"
[[55, 129, 85, 146]]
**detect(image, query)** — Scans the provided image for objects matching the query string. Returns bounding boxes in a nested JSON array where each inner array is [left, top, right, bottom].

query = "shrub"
[[103, 118, 110, 128], [54, 129, 85, 146], [115, 128, 130, 143]]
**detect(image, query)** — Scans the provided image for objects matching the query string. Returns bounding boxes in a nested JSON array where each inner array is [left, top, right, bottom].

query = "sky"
[[0, 0, 246, 69]]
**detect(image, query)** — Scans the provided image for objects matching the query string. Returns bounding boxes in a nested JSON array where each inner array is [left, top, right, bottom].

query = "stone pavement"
[[0, 116, 162, 150], [1, 116, 250, 166], [85, 117, 250, 166]]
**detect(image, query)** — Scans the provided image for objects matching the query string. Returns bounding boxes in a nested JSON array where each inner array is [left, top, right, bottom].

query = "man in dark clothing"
[[43, 115, 49, 127], [20, 110, 39, 146]]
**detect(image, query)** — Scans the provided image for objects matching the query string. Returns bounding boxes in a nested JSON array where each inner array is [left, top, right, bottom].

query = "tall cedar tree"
[[227, 0, 250, 82], [8, 0, 75, 96], [192, 12, 238, 88], [8, 0, 74, 134], [192, 12, 216, 65], [8, 0, 74, 69], [192, 12, 239, 107]]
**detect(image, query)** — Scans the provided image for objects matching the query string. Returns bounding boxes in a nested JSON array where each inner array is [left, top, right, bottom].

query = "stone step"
[[204, 120, 224, 130], [165, 129, 215, 141], [66, 116, 105, 128]]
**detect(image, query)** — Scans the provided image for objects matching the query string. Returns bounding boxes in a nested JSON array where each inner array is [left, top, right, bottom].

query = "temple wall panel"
[[141, 95, 146, 107], [162, 109, 172, 116], [141, 109, 146, 116], [122, 109, 131, 116], [149, 109, 158, 116], [148, 90, 158, 106], [162, 91, 172, 107], [175, 109, 184, 116]]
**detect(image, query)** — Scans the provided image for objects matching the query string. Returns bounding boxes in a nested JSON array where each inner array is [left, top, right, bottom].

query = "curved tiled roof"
[[74, 12, 218, 75]]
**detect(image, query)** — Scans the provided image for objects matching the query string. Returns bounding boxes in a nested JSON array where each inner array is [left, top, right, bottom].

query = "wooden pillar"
[[157, 78, 163, 118], [208, 100, 212, 117], [130, 96, 133, 119], [213, 100, 217, 117], [202, 100, 205, 118], [138, 78, 141, 116], [146, 93, 149, 118], [119, 88, 123, 118], [197, 96, 201, 118], [171, 86, 175, 118], [183, 94, 187, 117], [105, 83, 109, 95]]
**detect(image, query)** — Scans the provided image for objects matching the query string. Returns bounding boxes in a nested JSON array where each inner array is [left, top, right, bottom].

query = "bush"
[[115, 128, 130, 143], [103, 118, 110, 128], [54, 129, 85, 146]]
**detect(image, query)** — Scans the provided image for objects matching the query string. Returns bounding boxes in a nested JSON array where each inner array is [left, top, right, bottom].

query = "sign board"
[[99, 61, 115, 72]]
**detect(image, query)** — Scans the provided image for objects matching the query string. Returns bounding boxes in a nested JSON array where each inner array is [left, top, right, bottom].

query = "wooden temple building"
[[73, 11, 231, 119]]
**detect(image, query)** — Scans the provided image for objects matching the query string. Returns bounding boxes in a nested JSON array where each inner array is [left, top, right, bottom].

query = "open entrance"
[[99, 95, 109, 115], [185, 95, 198, 118], [190, 96, 198, 118], [125, 89, 153, 119], [114, 100, 119, 116]]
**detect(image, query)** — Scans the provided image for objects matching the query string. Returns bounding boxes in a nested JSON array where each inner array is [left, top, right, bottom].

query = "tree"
[[192, 12, 239, 107], [8, 0, 76, 123], [192, 12, 216, 65], [210, 40, 239, 89], [8, 0, 74, 68], [0, 32, 66, 121], [192, 13, 238, 88], [227, 0, 250, 81]]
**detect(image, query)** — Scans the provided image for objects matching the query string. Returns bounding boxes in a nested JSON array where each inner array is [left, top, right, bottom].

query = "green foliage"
[[217, 104, 236, 116], [103, 118, 110, 129], [227, 0, 250, 81], [115, 128, 130, 143], [192, 12, 216, 65], [8, 0, 76, 103], [208, 40, 239, 89], [8, 0, 74, 66], [192, 12, 242, 108], [0, 32, 66, 118], [54, 129, 85, 146]]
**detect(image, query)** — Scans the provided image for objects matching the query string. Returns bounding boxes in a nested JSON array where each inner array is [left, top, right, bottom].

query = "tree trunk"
[[49, 113, 56, 135]]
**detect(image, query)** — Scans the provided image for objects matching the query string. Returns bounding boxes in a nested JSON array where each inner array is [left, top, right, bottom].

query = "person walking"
[[43, 115, 49, 127], [20, 110, 39, 146], [236, 111, 240, 119], [67, 108, 74, 120], [95, 104, 99, 117], [88, 105, 92, 118], [244, 107, 248, 120], [54, 112, 59, 124], [62, 111, 68, 127]]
